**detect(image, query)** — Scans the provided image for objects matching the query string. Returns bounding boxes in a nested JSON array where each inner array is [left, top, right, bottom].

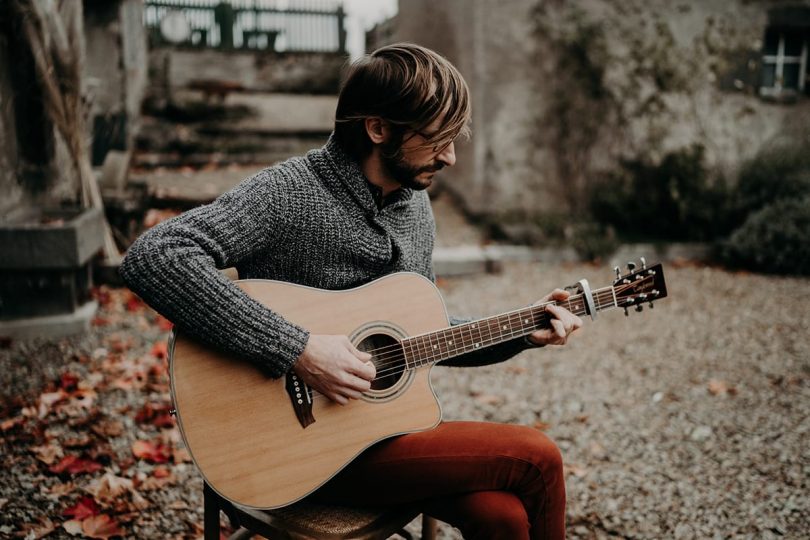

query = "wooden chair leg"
[[421, 515, 437, 540]]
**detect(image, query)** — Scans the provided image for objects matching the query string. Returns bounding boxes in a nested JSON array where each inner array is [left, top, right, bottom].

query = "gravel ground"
[[1, 194, 808, 539]]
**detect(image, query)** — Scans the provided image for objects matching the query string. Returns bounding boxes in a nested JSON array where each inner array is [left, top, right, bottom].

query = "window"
[[760, 27, 809, 99]]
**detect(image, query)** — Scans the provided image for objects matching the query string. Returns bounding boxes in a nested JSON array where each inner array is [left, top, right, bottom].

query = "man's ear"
[[364, 117, 388, 144]]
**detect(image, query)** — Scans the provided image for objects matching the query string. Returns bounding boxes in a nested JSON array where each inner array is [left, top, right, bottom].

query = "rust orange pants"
[[312, 421, 566, 540]]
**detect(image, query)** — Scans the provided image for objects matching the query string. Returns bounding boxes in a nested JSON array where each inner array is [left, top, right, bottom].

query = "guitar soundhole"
[[357, 333, 406, 391]]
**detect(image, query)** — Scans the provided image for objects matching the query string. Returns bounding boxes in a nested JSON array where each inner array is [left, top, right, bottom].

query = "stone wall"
[[396, 0, 810, 232]]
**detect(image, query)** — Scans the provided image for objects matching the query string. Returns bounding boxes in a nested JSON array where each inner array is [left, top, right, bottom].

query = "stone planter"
[[0, 207, 105, 339]]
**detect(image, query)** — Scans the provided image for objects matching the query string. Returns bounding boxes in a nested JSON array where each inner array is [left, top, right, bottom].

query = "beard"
[[380, 150, 445, 191]]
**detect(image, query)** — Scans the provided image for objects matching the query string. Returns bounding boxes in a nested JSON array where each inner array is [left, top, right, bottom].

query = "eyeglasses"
[[410, 129, 454, 154]]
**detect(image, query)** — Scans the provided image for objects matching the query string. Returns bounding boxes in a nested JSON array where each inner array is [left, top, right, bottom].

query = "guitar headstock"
[[612, 259, 667, 315]]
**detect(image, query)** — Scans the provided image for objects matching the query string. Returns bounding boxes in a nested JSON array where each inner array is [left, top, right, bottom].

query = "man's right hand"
[[293, 335, 376, 405]]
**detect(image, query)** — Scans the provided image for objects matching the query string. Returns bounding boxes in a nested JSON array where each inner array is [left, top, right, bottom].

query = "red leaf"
[[124, 292, 144, 312], [132, 440, 171, 464], [48, 455, 104, 475], [155, 315, 174, 331], [81, 514, 125, 539], [60, 372, 80, 392], [63, 496, 101, 520], [150, 341, 168, 360]]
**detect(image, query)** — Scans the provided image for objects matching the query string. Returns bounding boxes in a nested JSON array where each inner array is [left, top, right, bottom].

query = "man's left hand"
[[526, 289, 583, 346]]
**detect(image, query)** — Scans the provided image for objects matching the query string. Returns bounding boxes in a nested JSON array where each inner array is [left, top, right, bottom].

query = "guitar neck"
[[402, 286, 618, 368]]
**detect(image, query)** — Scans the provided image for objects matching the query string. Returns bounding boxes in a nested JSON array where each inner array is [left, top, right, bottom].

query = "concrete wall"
[[149, 48, 348, 96], [396, 0, 810, 228], [83, 0, 148, 153]]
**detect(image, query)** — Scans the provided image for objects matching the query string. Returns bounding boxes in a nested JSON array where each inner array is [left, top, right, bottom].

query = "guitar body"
[[170, 272, 447, 509]]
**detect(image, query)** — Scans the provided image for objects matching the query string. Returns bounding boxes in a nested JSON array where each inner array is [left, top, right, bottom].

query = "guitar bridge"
[[285, 372, 315, 429]]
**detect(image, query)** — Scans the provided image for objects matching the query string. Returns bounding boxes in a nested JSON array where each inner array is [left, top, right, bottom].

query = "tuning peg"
[[640, 257, 647, 269], [635, 304, 643, 312], [614, 266, 621, 280], [627, 261, 636, 273]]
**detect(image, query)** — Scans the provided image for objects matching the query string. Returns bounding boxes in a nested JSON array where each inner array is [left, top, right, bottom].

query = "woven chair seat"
[[227, 497, 421, 540]]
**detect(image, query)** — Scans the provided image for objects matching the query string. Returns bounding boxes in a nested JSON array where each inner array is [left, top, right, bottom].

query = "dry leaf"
[[63, 496, 101, 520], [132, 440, 171, 464], [564, 463, 589, 478], [18, 517, 56, 539], [172, 446, 192, 464], [85, 473, 134, 503], [474, 394, 503, 405], [533, 421, 551, 431], [44, 481, 76, 500], [82, 514, 125, 539], [91, 419, 124, 438], [38, 390, 68, 418], [48, 455, 103, 475], [30, 442, 64, 465], [63, 519, 84, 536], [155, 315, 174, 331], [150, 341, 168, 360], [708, 379, 737, 396]]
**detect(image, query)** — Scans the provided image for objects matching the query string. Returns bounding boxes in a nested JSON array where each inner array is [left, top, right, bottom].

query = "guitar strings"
[[303, 287, 632, 403], [366, 287, 623, 374], [369, 288, 620, 377], [365, 287, 620, 375]]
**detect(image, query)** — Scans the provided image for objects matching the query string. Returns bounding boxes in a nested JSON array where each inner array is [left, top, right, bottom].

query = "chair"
[[204, 481, 438, 540]]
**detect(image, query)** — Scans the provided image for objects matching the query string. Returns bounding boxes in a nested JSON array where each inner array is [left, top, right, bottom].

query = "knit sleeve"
[[119, 170, 309, 377]]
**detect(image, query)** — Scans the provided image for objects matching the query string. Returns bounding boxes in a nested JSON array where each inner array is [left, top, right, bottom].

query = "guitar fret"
[[400, 284, 625, 369]]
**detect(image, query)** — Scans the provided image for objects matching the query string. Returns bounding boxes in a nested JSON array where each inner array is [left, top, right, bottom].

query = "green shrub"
[[732, 140, 810, 224], [590, 144, 733, 241], [721, 196, 810, 276]]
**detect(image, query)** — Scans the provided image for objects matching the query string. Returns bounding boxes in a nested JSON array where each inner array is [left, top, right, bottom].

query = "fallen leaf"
[[0, 415, 26, 431], [82, 514, 125, 539], [85, 473, 134, 503], [44, 482, 76, 499], [172, 447, 191, 464], [63, 435, 93, 448], [132, 440, 171, 464], [30, 442, 64, 465], [564, 463, 588, 478], [38, 390, 68, 418], [474, 394, 502, 405], [532, 421, 551, 431], [63, 519, 84, 536], [155, 315, 174, 331], [18, 517, 56, 539], [60, 373, 80, 392], [48, 455, 103, 475], [63, 496, 101, 520], [708, 379, 737, 396], [91, 419, 124, 438], [150, 341, 168, 360]]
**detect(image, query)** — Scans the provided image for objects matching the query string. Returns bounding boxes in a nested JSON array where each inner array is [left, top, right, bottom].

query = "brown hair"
[[334, 43, 471, 160]]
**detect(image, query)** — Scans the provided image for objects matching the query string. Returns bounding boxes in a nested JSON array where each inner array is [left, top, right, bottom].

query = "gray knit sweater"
[[120, 136, 531, 377]]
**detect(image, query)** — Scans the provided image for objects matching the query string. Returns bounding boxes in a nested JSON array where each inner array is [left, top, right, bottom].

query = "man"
[[121, 43, 580, 540]]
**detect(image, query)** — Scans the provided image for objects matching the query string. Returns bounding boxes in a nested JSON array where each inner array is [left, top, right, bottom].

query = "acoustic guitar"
[[169, 260, 667, 509]]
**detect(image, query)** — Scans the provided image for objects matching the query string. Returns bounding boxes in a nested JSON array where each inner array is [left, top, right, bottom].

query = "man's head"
[[334, 43, 471, 191]]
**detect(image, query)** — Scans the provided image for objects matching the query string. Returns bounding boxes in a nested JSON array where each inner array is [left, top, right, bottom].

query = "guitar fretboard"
[[401, 286, 618, 368]]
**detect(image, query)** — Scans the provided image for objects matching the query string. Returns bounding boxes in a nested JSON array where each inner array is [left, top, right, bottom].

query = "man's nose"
[[437, 142, 456, 167]]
